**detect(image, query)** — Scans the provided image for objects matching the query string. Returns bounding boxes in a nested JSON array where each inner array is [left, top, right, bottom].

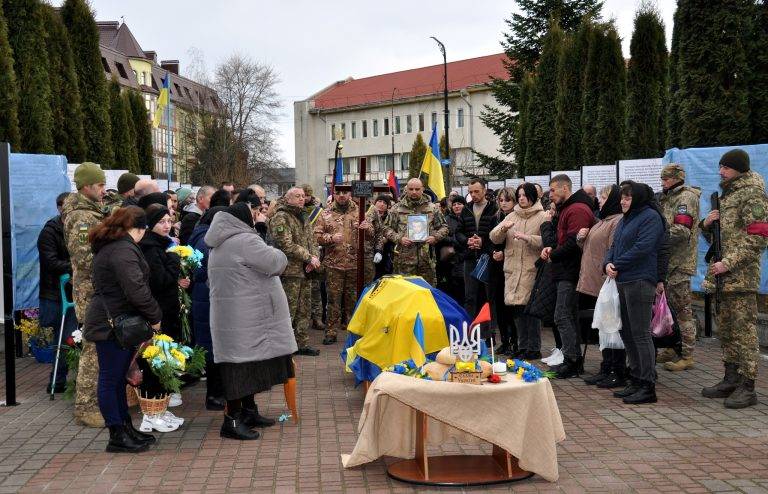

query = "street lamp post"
[[430, 36, 450, 192]]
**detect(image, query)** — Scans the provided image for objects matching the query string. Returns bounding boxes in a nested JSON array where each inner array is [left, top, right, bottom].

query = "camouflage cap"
[[661, 163, 685, 181], [74, 162, 106, 189], [301, 183, 313, 196]]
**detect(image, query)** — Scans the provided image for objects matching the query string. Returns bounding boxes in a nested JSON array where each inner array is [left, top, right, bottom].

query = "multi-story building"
[[294, 54, 508, 197], [97, 21, 220, 183]]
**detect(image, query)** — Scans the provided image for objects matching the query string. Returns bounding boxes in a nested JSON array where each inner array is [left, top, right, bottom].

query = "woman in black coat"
[[84, 206, 162, 453], [139, 204, 189, 342]]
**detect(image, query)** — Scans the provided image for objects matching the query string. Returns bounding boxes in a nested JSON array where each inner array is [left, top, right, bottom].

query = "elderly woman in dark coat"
[[205, 201, 297, 440]]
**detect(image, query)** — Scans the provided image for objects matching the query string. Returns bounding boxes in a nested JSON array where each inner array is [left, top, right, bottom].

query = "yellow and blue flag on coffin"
[[152, 73, 170, 128], [341, 276, 470, 384], [420, 122, 446, 200]]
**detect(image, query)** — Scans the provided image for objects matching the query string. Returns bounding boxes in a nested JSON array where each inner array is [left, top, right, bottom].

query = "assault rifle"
[[704, 192, 723, 314]]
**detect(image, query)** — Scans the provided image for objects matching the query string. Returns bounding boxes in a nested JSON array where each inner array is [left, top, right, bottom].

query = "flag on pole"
[[420, 123, 446, 199], [410, 313, 427, 367], [331, 147, 343, 196], [388, 169, 399, 197], [153, 73, 170, 128]]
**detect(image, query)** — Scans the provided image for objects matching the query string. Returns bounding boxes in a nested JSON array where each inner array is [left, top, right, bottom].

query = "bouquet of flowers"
[[166, 245, 204, 343], [63, 329, 83, 399], [506, 359, 557, 383], [17, 308, 54, 360], [140, 334, 206, 394], [383, 360, 432, 380]]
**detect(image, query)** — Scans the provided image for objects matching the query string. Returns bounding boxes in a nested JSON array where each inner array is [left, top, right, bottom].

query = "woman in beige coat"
[[489, 183, 549, 359], [575, 185, 625, 388]]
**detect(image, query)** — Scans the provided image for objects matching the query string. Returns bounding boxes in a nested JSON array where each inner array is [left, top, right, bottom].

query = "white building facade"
[[294, 54, 508, 197]]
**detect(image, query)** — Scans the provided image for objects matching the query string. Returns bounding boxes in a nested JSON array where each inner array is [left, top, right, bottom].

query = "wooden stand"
[[386, 411, 533, 486]]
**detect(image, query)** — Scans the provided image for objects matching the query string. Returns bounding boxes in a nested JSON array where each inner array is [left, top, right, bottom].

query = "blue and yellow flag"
[[410, 313, 427, 367], [152, 73, 170, 128], [420, 122, 446, 199]]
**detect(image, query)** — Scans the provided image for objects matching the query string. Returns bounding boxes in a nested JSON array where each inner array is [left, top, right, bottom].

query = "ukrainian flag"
[[420, 122, 446, 199], [152, 73, 170, 128]]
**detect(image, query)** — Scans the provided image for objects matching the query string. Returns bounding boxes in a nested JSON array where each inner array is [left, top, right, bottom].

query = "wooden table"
[[386, 409, 533, 486]]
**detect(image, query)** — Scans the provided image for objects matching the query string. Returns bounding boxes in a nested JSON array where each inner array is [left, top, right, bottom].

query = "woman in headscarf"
[[205, 201, 297, 440], [604, 181, 667, 405], [576, 185, 624, 388]]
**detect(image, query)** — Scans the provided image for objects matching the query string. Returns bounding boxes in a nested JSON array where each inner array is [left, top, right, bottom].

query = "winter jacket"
[[455, 200, 500, 260], [37, 216, 72, 301], [139, 231, 182, 340], [489, 201, 548, 306], [549, 189, 596, 282], [604, 205, 665, 285], [659, 183, 701, 283], [314, 200, 360, 270], [179, 203, 204, 246], [83, 237, 162, 343], [205, 211, 297, 363], [189, 223, 213, 354], [576, 213, 622, 297]]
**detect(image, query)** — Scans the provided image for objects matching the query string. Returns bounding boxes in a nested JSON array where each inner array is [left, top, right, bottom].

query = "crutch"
[[50, 274, 75, 400]]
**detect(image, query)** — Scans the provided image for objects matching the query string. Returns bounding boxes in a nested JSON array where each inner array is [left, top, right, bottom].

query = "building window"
[[373, 119, 379, 137], [418, 114, 425, 132], [330, 124, 336, 141], [395, 116, 401, 134], [142, 72, 147, 85], [406, 115, 412, 133], [370, 155, 379, 172], [384, 118, 389, 136], [431, 112, 437, 129], [341, 123, 346, 139], [400, 152, 410, 171], [378, 154, 394, 171], [458, 108, 465, 128], [115, 62, 129, 79], [101, 57, 111, 73], [351, 121, 357, 139], [362, 120, 368, 138]]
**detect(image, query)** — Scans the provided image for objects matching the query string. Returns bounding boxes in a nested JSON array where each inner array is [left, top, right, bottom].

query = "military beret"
[[74, 162, 106, 190]]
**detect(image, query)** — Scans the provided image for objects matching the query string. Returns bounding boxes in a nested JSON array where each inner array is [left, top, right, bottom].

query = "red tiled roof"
[[313, 53, 509, 110]]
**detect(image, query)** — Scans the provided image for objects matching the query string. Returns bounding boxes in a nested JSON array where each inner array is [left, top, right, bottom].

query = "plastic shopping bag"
[[651, 291, 674, 338], [592, 278, 622, 334]]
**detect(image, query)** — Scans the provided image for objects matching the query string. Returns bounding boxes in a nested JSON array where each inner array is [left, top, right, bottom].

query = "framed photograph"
[[407, 214, 429, 242]]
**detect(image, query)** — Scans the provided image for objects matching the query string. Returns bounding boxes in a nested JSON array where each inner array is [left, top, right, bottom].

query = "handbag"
[[125, 344, 146, 386], [100, 293, 153, 349], [470, 253, 491, 284]]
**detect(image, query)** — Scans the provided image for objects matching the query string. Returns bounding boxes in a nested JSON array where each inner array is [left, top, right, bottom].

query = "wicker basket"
[[449, 370, 483, 385], [135, 389, 169, 415], [126, 385, 139, 408]]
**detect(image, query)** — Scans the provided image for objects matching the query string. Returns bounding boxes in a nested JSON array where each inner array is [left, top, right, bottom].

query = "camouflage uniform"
[[61, 192, 109, 426], [383, 194, 449, 286], [659, 167, 701, 361], [270, 203, 319, 349], [314, 200, 360, 339], [304, 198, 325, 328], [364, 208, 388, 285], [700, 171, 768, 381]]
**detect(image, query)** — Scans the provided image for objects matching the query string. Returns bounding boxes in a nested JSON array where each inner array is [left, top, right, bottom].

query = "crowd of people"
[[36, 147, 767, 453]]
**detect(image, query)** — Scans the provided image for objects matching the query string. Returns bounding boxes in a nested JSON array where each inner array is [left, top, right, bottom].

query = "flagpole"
[[166, 72, 172, 187]]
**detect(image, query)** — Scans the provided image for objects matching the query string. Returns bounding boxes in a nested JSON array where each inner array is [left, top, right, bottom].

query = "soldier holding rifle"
[[700, 149, 768, 409]]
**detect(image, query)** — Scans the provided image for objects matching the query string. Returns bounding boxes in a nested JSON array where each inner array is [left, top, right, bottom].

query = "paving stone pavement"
[[1, 330, 768, 493]]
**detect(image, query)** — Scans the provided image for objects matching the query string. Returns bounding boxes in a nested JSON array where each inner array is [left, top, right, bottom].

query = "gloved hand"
[[373, 252, 383, 264]]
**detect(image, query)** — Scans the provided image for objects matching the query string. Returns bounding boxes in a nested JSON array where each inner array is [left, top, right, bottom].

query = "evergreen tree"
[[594, 25, 627, 164], [676, 0, 752, 148], [555, 21, 592, 170], [478, 0, 603, 176], [122, 92, 139, 173], [626, 4, 668, 158], [0, 2, 20, 149], [127, 91, 154, 174], [61, 0, 114, 166], [748, 0, 768, 143], [3, 0, 53, 153], [516, 72, 535, 176], [408, 133, 427, 179], [667, 7, 682, 149], [41, 4, 86, 162], [524, 22, 565, 174], [580, 24, 606, 164], [108, 79, 138, 172]]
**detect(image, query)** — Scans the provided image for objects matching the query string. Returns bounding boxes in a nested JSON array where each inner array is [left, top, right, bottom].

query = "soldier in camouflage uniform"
[[700, 149, 768, 409], [383, 178, 449, 286], [657, 164, 701, 371], [270, 187, 321, 356], [61, 163, 108, 428], [314, 190, 364, 344], [363, 195, 391, 285], [302, 185, 326, 332]]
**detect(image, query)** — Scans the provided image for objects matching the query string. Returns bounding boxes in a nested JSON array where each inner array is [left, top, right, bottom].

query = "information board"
[[351, 180, 374, 197], [618, 158, 664, 192], [104, 169, 129, 191], [551, 170, 581, 191], [504, 178, 525, 189], [524, 175, 551, 190], [487, 180, 505, 191], [581, 164, 618, 191]]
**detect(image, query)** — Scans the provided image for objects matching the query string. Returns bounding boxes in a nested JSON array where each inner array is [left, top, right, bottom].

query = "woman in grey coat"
[[205, 201, 297, 440]]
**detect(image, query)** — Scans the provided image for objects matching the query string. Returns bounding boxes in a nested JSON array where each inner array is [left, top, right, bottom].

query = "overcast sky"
[[54, 0, 676, 167]]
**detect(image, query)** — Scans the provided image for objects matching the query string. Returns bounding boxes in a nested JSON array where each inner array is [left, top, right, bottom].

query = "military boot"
[[724, 378, 758, 409], [75, 411, 105, 428], [312, 317, 326, 331], [702, 363, 740, 398], [664, 357, 694, 372], [656, 348, 677, 364]]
